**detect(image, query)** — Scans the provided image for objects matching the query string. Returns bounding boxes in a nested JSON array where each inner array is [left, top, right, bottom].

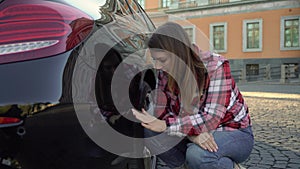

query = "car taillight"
[[0, 117, 21, 124], [0, 0, 94, 64]]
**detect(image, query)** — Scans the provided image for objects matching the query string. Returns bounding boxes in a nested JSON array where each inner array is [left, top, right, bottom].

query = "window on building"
[[243, 19, 263, 52], [183, 26, 195, 43], [246, 64, 259, 76], [247, 23, 259, 48], [281, 16, 300, 50], [137, 0, 145, 9], [210, 22, 227, 53], [161, 0, 171, 8]]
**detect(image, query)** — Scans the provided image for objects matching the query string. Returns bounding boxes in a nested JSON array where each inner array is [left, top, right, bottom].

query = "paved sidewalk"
[[237, 82, 300, 169]]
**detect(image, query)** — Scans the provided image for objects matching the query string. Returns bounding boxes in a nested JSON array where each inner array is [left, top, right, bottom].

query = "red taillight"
[[0, 0, 94, 64], [0, 117, 21, 124]]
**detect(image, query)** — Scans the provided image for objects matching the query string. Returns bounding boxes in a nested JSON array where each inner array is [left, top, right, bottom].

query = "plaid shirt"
[[154, 52, 251, 137]]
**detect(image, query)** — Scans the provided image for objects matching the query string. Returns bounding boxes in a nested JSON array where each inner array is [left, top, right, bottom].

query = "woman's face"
[[150, 50, 172, 71]]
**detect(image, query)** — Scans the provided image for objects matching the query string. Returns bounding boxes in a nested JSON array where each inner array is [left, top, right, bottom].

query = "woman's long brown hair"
[[148, 22, 207, 113]]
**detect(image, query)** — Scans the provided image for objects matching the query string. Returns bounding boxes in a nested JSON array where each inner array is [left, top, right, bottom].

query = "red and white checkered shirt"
[[153, 51, 251, 137]]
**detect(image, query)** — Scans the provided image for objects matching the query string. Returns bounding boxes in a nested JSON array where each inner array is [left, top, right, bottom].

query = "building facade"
[[140, 0, 300, 81]]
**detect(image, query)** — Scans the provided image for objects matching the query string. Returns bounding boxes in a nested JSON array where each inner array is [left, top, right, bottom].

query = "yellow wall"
[[145, 0, 159, 11], [145, 1, 300, 60], [187, 8, 300, 59]]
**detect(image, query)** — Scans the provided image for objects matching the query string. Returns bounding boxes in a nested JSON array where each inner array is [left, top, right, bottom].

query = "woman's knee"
[[186, 144, 215, 169], [186, 146, 200, 166]]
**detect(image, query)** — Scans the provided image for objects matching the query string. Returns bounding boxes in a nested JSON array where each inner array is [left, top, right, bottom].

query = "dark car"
[[0, 0, 157, 168]]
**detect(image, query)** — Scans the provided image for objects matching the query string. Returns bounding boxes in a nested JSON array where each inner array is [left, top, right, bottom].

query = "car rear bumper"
[[0, 52, 147, 169]]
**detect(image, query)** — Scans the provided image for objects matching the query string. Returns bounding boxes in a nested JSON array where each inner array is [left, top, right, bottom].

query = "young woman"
[[133, 22, 254, 169]]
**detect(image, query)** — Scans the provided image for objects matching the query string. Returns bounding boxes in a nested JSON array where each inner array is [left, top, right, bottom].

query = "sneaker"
[[156, 157, 171, 169], [174, 164, 189, 169], [234, 163, 246, 169]]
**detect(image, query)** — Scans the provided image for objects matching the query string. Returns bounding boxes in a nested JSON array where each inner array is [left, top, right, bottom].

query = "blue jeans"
[[144, 129, 188, 168], [186, 126, 254, 169]]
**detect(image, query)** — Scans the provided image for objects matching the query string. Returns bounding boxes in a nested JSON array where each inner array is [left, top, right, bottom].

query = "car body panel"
[[0, 0, 156, 168]]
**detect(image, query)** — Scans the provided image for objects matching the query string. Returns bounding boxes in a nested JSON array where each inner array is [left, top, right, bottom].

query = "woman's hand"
[[132, 108, 167, 132], [188, 132, 218, 152]]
